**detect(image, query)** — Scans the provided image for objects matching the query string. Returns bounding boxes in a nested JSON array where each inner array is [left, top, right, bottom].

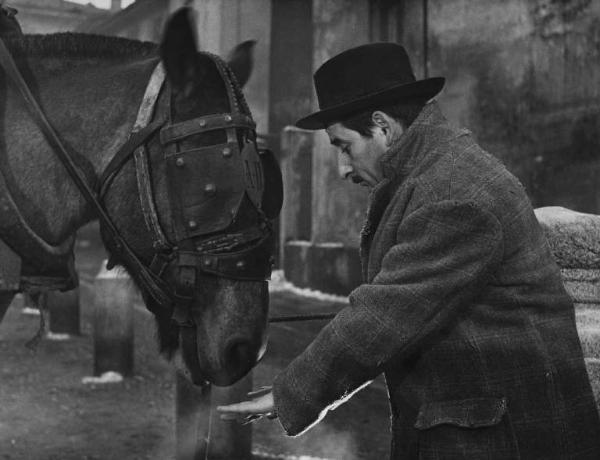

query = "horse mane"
[[3, 32, 158, 59]]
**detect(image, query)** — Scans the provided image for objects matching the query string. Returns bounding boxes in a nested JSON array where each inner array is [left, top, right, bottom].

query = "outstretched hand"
[[216, 386, 277, 425]]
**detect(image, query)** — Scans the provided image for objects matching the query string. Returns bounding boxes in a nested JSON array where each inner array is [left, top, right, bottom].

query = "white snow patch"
[[46, 332, 71, 341], [82, 371, 124, 385], [21, 307, 40, 316], [286, 240, 312, 247], [269, 270, 349, 304], [96, 259, 130, 279], [315, 242, 344, 248], [252, 450, 336, 460]]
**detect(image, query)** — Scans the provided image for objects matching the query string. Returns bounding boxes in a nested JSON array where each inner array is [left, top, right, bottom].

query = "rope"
[[25, 292, 46, 350], [268, 313, 337, 323]]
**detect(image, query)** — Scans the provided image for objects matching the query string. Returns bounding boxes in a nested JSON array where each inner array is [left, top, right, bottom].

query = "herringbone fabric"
[[273, 102, 600, 459]]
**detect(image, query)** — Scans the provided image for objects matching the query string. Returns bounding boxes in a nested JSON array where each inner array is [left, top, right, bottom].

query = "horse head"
[[100, 8, 281, 386]]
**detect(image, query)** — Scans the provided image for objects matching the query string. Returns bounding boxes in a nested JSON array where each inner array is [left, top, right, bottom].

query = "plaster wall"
[[418, 0, 600, 213], [310, 0, 371, 246], [187, 0, 271, 136]]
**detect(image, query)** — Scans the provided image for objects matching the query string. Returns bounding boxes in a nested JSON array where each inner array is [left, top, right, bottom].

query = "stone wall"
[[535, 206, 600, 404], [419, 0, 600, 213]]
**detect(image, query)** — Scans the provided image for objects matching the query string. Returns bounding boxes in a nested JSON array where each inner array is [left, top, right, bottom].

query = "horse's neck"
[[1, 55, 159, 245]]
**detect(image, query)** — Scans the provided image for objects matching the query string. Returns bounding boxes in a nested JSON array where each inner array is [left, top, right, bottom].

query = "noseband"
[[0, 39, 277, 322]]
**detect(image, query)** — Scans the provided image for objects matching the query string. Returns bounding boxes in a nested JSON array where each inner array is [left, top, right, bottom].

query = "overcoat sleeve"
[[272, 200, 504, 436]]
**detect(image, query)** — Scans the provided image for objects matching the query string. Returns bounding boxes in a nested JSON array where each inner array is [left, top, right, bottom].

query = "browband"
[[160, 112, 255, 145]]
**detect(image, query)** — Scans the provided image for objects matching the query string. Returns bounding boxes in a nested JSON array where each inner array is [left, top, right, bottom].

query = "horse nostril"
[[224, 339, 254, 370]]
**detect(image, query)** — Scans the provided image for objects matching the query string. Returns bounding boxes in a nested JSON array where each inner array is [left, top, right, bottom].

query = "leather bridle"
[[0, 39, 275, 324]]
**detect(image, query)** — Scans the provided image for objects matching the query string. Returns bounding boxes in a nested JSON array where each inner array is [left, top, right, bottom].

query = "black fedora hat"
[[296, 43, 445, 130]]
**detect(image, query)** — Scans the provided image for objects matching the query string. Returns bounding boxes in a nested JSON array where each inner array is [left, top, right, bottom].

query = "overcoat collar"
[[359, 101, 449, 280], [379, 100, 448, 183]]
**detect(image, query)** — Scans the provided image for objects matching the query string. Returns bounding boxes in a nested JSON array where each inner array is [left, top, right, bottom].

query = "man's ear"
[[160, 7, 199, 95], [372, 111, 402, 146]]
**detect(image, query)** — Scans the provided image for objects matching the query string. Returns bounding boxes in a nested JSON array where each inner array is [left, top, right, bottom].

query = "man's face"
[[326, 122, 388, 188]]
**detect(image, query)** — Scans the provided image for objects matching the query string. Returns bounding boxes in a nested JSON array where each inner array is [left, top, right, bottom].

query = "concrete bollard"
[[175, 370, 254, 460], [93, 260, 134, 377], [535, 206, 600, 404], [47, 288, 80, 335], [175, 371, 211, 460], [208, 371, 253, 460]]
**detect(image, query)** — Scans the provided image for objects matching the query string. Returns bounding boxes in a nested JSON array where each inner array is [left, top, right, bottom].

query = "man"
[[218, 43, 600, 458]]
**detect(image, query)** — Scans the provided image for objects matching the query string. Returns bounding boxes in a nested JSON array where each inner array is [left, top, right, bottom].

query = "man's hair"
[[340, 100, 426, 137]]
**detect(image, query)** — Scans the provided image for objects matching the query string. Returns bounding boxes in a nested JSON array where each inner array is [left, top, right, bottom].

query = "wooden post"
[[93, 261, 134, 376], [175, 371, 211, 460], [47, 288, 80, 335], [208, 371, 253, 460]]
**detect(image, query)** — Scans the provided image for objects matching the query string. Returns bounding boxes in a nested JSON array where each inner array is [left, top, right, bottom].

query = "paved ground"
[[1, 224, 599, 460], [0, 226, 391, 460]]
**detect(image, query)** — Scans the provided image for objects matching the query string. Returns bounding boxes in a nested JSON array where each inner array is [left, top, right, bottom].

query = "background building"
[[9, 0, 113, 34], [12, 0, 600, 295]]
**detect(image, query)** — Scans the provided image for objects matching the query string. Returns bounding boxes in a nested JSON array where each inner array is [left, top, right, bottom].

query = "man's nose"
[[337, 152, 353, 180]]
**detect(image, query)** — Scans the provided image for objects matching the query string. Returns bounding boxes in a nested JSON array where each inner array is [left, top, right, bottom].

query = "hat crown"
[[314, 43, 416, 111]]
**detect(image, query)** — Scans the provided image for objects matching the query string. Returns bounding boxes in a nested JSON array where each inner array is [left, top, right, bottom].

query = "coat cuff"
[[272, 369, 323, 436]]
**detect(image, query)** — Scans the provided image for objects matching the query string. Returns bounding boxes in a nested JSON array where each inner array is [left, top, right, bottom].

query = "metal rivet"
[[188, 220, 197, 229], [204, 183, 216, 195], [203, 258, 211, 267], [236, 260, 246, 270], [175, 157, 185, 167], [196, 246, 203, 252], [222, 147, 231, 157], [224, 115, 232, 122], [199, 119, 207, 127]]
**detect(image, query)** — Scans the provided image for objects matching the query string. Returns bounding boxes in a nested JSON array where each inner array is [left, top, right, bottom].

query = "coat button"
[[175, 157, 185, 167], [199, 119, 207, 127], [188, 220, 197, 229], [224, 115, 232, 122], [236, 260, 246, 270], [222, 147, 231, 157]]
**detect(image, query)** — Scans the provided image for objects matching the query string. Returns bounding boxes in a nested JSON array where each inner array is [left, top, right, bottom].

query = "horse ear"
[[160, 7, 199, 95], [227, 40, 256, 88]]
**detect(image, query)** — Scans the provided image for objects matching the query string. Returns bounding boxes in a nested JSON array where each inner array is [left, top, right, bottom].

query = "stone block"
[[576, 307, 600, 359], [284, 241, 362, 296], [585, 358, 600, 408], [561, 269, 600, 307], [535, 206, 600, 269]]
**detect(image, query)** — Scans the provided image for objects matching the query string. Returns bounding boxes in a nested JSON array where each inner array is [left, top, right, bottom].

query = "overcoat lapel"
[[359, 178, 394, 282]]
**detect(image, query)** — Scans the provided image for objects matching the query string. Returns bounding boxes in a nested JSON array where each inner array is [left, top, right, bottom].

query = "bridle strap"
[[160, 112, 255, 145], [98, 119, 165, 197]]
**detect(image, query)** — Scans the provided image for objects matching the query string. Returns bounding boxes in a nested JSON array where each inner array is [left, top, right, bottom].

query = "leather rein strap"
[[0, 38, 172, 307]]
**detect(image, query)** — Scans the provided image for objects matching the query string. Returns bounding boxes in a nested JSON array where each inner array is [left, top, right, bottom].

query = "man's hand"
[[216, 386, 277, 425]]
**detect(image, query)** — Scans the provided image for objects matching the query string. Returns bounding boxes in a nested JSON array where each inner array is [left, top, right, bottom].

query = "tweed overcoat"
[[272, 102, 600, 459]]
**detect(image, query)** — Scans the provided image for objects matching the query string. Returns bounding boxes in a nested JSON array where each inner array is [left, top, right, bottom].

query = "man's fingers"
[[216, 402, 256, 413]]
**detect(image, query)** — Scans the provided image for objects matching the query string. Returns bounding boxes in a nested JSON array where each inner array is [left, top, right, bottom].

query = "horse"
[[0, 7, 282, 386]]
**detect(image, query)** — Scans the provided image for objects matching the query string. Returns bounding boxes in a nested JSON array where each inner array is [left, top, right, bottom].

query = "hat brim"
[[295, 77, 445, 130]]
